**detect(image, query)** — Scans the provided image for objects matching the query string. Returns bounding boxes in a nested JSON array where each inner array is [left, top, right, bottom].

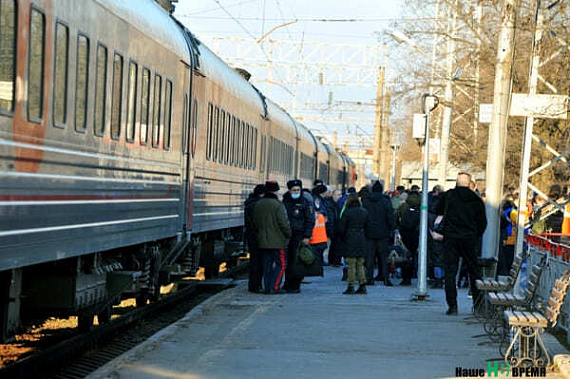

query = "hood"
[[366, 192, 383, 202], [455, 186, 481, 202], [406, 192, 421, 208]]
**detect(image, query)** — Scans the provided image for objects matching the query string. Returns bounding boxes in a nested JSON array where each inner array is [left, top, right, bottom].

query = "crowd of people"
[[243, 172, 568, 315]]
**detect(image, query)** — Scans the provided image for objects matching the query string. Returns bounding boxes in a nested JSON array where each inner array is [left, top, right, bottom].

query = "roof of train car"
[[295, 122, 317, 147], [315, 137, 328, 155], [265, 99, 297, 135], [97, 0, 190, 60], [322, 142, 343, 162], [194, 42, 266, 118]]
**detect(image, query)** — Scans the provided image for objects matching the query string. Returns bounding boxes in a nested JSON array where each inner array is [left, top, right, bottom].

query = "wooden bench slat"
[[548, 298, 562, 312], [551, 288, 565, 302]]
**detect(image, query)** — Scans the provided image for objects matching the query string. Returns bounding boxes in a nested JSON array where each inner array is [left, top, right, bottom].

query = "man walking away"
[[363, 181, 397, 286], [397, 191, 421, 285], [339, 193, 370, 294], [245, 184, 265, 293], [282, 180, 315, 293], [253, 181, 291, 294], [328, 190, 343, 266], [436, 172, 487, 315]]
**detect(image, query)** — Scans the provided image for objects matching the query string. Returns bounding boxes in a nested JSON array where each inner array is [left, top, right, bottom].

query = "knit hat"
[[347, 186, 357, 194], [287, 179, 302, 189], [265, 180, 280, 192], [372, 181, 383, 193], [253, 184, 266, 196]]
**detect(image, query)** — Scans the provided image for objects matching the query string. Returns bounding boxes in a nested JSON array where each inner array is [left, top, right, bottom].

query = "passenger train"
[[0, 0, 356, 339]]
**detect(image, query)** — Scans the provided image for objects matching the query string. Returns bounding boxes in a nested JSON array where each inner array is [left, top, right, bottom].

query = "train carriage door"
[[180, 62, 192, 230]]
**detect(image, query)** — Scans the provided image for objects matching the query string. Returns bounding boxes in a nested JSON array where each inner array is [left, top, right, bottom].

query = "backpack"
[[399, 207, 420, 231]]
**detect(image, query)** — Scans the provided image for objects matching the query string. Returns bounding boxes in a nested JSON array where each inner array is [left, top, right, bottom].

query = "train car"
[[189, 40, 266, 276], [0, 0, 195, 337], [263, 99, 297, 195], [295, 122, 317, 189], [323, 142, 344, 190], [315, 137, 329, 185]]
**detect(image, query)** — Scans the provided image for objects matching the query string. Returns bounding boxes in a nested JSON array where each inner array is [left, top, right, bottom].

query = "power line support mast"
[[372, 67, 386, 178], [438, 0, 457, 188], [380, 88, 392, 187], [481, 0, 520, 261]]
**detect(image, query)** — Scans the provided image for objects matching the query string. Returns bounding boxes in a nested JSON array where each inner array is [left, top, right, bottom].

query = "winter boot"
[[355, 285, 367, 294], [343, 286, 355, 295]]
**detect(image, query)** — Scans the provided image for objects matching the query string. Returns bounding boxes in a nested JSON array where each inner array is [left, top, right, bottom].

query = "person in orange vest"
[[310, 184, 329, 276], [562, 203, 570, 243]]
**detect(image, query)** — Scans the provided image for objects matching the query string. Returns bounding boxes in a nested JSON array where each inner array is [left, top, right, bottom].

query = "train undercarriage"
[[0, 228, 245, 342]]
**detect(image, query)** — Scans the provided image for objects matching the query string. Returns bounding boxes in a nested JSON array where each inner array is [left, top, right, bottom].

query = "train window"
[[248, 125, 254, 170], [111, 53, 123, 139], [140, 68, 150, 144], [94, 44, 107, 136], [206, 102, 212, 160], [213, 106, 219, 161], [192, 99, 198, 155], [53, 22, 68, 126], [126, 61, 137, 142], [253, 128, 257, 170], [163, 79, 172, 149], [225, 112, 231, 164], [230, 116, 236, 166], [28, 8, 45, 122], [0, 0, 16, 113], [152, 74, 162, 147], [241, 121, 247, 168], [75, 34, 89, 131], [243, 123, 249, 170], [219, 110, 226, 163]]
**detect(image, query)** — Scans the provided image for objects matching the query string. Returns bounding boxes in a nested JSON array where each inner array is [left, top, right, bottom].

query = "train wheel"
[[97, 306, 112, 324], [78, 314, 94, 333], [204, 266, 219, 279]]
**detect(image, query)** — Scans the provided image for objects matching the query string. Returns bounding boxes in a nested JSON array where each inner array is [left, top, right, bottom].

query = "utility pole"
[[438, 1, 457, 189], [372, 67, 386, 178], [380, 88, 392, 187], [514, 0, 543, 258], [473, 0, 483, 144], [481, 0, 520, 261]]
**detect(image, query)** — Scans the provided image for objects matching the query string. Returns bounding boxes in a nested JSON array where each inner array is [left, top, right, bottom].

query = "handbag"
[[390, 231, 413, 264], [297, 242, 316, 266]]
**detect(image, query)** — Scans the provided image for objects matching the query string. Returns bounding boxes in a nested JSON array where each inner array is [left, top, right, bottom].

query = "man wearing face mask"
[[282, 179, 316, 293]]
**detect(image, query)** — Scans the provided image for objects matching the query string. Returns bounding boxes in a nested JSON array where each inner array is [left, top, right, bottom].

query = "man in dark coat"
[[436, 172, 487, 315], [252, 181, 292, 294], [362, 181, 398, 286], [244, 184, 265, 293], [282, 179, 315, 293], [338, 193, 370, 294]]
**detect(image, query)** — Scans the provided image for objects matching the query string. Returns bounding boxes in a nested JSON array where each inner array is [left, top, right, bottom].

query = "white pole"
[[481, 0, 520, 260]]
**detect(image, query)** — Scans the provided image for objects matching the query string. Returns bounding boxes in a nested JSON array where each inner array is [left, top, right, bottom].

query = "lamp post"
[[390, 142, 400, 191], [413, 94, 439, 300]]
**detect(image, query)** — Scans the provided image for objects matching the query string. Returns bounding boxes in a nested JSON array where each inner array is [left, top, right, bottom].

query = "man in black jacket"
[[244, 184, 265, 293], [436, 172, 487, 315], [362, 181, 398, 286], [282, 180, 315, 293]]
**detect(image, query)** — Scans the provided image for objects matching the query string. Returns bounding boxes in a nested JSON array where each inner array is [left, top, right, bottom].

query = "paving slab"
[[88, 267, 569, 379]]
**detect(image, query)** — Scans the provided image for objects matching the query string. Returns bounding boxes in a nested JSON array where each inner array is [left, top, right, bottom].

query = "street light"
[[412, 93, 439, 300], [389, 29, 455, 189]]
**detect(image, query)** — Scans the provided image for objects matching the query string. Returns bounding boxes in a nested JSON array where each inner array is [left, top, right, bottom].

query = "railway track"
[[0, 262, 248, 379]]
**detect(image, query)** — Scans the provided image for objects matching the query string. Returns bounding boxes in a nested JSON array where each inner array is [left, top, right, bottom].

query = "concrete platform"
[[88, 267, 569, 379]]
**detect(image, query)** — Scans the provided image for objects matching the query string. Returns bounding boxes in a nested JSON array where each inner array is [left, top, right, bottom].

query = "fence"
[[527, 234, 570, 343]]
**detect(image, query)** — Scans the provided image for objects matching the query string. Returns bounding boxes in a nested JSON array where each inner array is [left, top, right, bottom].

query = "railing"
[[527, 234, 570, 343]]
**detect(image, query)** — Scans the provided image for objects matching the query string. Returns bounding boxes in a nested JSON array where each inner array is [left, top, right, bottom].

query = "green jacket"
[[252, 193, 291, 249]]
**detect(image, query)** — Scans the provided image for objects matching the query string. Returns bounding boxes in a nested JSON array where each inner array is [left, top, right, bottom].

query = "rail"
[[526, 234, 570, 344]]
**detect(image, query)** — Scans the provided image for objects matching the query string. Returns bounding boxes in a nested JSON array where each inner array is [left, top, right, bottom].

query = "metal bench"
[[482, 257, 547, 340], [503, 270, 570, 368], [474, 254, 525, 321]]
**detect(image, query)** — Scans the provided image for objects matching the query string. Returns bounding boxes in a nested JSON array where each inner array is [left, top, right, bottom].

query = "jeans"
[[366, 238, 389, 282], [261, 248, 286, 292]]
